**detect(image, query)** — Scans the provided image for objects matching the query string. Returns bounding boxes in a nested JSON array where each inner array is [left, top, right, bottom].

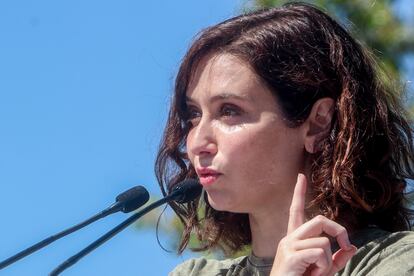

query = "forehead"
[[186, 54, 264, 102]]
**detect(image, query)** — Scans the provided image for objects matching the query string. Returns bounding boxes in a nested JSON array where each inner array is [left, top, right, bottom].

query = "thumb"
[[329, 245, 357, 275]]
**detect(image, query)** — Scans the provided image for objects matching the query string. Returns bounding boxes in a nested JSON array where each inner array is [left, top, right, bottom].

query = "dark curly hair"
[[155, 2, 414, 254]]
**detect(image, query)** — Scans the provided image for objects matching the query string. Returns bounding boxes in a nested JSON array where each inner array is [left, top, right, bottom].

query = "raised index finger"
[[287, 173, 307, 234]]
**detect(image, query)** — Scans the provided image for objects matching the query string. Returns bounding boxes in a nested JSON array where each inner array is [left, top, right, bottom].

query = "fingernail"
[[346, 244, 357, 252]]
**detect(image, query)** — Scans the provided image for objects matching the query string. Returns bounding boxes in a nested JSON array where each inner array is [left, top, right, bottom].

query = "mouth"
[[196, 168, 222, 187]]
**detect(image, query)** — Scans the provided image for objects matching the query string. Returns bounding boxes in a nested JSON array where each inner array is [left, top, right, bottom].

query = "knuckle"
[[315, 215, 326, 223], [321, 237, 330, 248], [337, 226, 347, 236], [277, 237, 290, 250], [315, 248, 325, 258]]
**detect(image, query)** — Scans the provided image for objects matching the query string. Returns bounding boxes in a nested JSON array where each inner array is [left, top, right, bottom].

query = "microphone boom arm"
[[0, 207, 116, 270], [0, 185, 149, 271], [49, 195, 172, 276]]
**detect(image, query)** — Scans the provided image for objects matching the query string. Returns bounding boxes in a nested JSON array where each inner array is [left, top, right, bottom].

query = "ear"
[[304, 98, 335, 154]]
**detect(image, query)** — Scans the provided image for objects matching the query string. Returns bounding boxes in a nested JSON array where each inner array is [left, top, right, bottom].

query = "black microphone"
[[49, 179, 202, 276], [0, 186, 149, 270]]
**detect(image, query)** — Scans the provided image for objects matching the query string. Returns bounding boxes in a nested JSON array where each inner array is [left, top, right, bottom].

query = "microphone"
[[49, 179, 202, 276], [0, 186, 149, 270]]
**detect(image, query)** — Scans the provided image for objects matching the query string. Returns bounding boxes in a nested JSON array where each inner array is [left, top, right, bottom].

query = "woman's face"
[[185, 54, 307, 215]]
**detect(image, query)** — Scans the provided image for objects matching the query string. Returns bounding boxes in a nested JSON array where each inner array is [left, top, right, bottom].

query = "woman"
[[156, 3, 414, 275]]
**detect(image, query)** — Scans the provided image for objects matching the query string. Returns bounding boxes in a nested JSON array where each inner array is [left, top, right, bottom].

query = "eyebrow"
[[186, 92, 253, 104]]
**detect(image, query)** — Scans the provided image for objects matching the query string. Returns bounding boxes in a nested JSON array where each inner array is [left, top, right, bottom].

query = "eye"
[[185, 105, 201, 127], [220, 103, 243, 118]]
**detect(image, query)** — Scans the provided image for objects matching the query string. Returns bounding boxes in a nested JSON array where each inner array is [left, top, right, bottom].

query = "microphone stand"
[[0, 185, 149, 270], [49, 195, 172, 276], [0, 207, 116, 270]]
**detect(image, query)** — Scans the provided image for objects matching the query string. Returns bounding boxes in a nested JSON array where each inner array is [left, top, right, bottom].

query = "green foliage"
[[248, 0, 414, 79]]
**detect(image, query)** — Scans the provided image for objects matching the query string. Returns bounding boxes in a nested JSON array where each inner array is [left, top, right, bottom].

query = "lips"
[[196, 168, 222, 186]]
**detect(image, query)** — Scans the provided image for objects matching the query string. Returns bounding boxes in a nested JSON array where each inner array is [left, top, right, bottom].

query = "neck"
[[249, 207, 289, 258], [249, 166, 313, 258]]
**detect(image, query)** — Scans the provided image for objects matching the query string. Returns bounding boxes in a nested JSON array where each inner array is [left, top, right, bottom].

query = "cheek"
[[222, 126, 303, 176], [221, 125, 278, 155], [218, 128, 274, 172]]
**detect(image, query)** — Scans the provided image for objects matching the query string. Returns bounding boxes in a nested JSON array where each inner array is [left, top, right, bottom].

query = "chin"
[[206, 193, 232, 212], [206, 193, 246, 213]]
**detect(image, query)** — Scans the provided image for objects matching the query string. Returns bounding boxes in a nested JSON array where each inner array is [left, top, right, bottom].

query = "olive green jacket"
[[169, 228, 414, 276]]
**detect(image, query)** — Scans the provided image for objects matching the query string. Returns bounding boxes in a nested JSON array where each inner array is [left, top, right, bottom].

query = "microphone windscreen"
[[171, 179, 202, 203], [116, 186, 150, 213]]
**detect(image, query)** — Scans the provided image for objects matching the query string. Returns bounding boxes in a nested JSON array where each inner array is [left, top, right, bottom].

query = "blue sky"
[[0, 1, 412, 276], [0, 1, 242, 275]]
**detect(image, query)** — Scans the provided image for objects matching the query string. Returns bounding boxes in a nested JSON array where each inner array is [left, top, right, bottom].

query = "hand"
[[270, 174, 357, 276]]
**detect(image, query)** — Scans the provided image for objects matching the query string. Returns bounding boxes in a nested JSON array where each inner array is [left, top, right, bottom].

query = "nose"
[[187, 117, 218, 157]]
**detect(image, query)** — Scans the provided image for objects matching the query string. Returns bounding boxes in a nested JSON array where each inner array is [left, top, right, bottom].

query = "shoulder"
[[339, 230, 414, 275], [169, 256, 247, 276]]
